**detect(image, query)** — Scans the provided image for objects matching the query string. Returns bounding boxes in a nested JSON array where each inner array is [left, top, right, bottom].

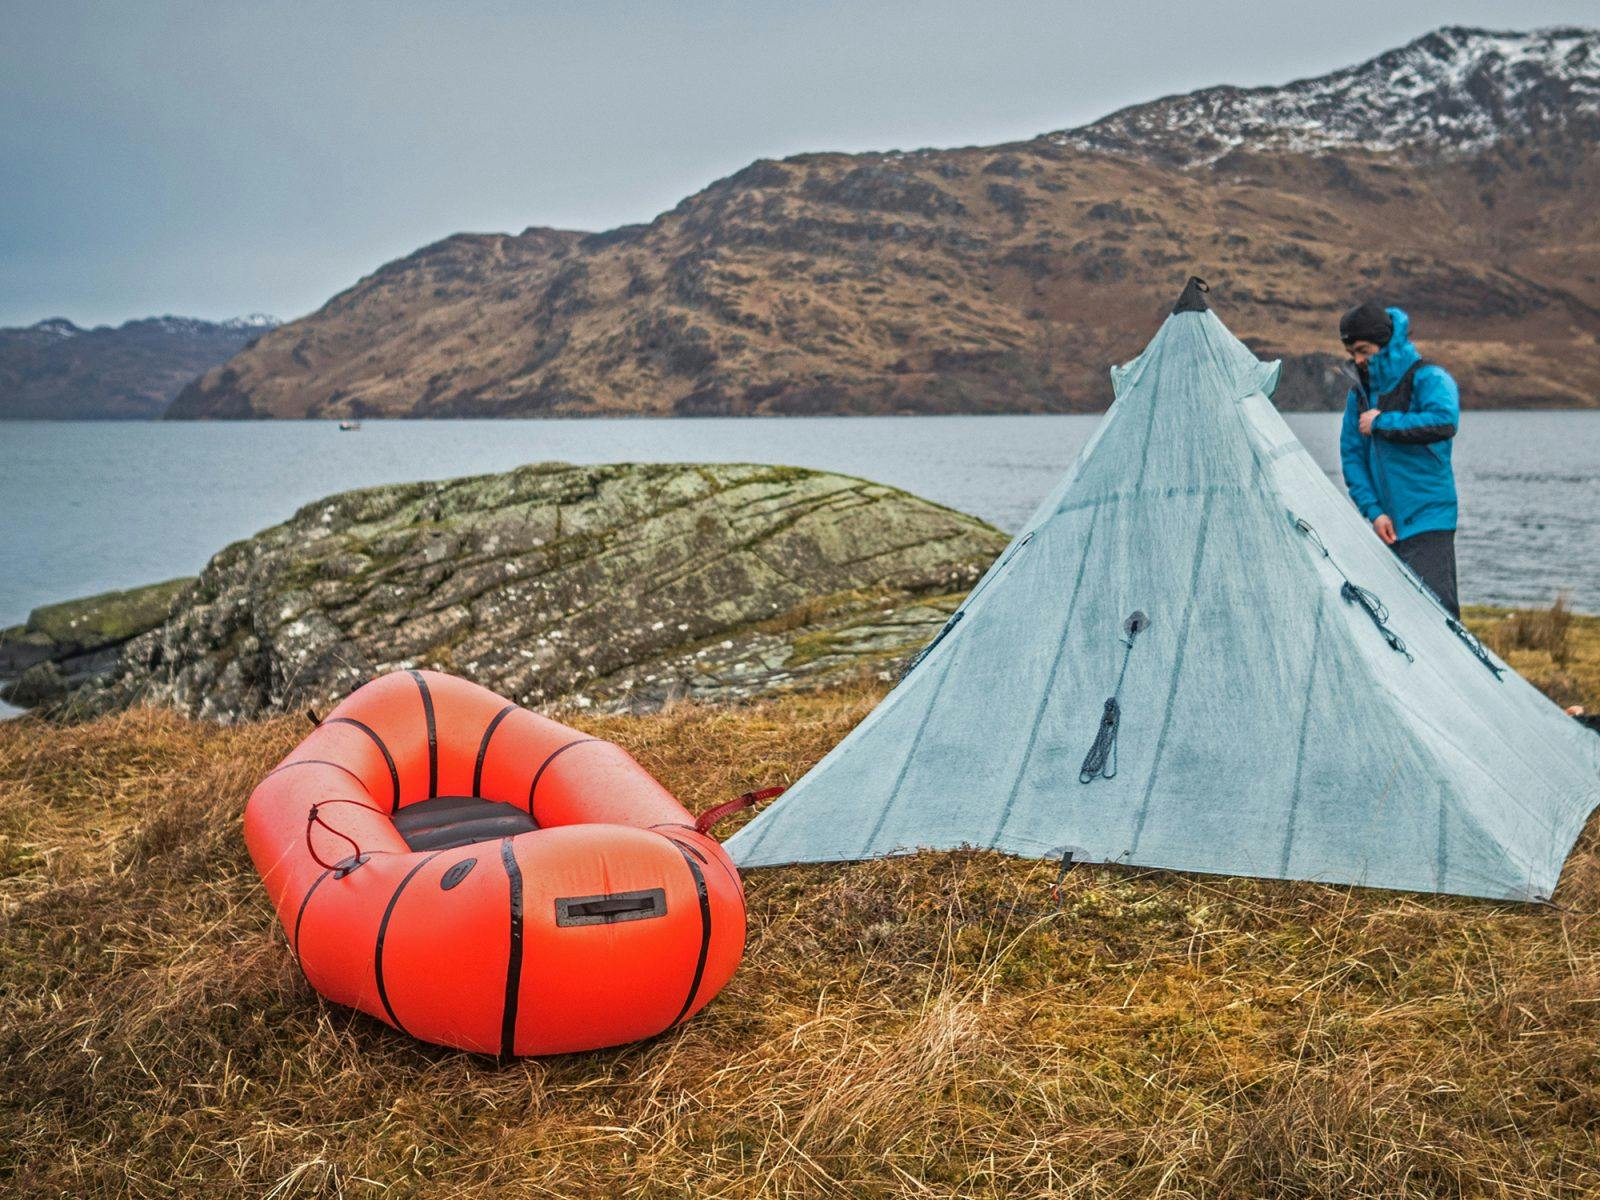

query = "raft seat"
[[392, 795, 539, 852]]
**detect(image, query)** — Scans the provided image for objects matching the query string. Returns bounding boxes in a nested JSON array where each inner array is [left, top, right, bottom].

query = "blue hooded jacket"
[[1338, 307, 1460, 540]]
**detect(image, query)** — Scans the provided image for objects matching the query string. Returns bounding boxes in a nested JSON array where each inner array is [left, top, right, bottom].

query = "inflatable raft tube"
[[244, 670, 745, 1056]]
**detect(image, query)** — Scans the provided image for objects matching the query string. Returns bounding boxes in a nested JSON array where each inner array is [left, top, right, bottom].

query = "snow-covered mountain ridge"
[[1052, 26, 1599, 163], [18, 314, 279, 340]]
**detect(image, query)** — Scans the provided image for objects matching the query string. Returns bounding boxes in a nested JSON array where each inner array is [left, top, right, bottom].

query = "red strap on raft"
[[695, 787, 785, 836], [306, 800, 367, 870]]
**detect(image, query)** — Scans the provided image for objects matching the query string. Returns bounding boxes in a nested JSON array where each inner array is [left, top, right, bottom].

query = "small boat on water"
[[244, 670, 745, 1056], [338, 419, 362, 431]]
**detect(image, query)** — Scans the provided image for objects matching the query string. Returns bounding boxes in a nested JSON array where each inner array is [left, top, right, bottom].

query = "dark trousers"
[[1392, 529, 1459, 618]]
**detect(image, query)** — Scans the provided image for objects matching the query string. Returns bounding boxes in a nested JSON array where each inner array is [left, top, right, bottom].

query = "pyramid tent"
[[728, 280, 1600, 901]]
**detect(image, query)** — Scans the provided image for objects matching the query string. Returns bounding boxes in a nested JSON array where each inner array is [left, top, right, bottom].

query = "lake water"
[[3, 413, 1597, 634]]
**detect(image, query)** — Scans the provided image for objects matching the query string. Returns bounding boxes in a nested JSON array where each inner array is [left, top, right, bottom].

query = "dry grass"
[[1470, 601, 1599, 709], [1480, 596, 1576, 669], [1, 621, 1599, 1198]]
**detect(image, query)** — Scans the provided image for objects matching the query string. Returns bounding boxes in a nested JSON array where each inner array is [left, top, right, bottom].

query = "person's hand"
[[1373, 515, 1397, 545], [1358, 408, 1378, 435]]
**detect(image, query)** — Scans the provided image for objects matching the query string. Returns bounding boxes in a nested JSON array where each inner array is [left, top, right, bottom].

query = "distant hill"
[[0, 314, 278, 419], [168, 26, 1600, 419]]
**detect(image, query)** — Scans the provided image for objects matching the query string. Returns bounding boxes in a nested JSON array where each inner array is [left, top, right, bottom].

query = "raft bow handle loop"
[[306, 799, 369, 874]]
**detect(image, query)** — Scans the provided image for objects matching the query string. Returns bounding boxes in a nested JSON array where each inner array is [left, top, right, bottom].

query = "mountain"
[[0, 314, 279, 419], [168, 26, 1600, 420], [1060, 26, 1600, 162]]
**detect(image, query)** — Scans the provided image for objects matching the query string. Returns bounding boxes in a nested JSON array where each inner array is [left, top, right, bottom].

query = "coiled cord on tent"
[[1446, 616, 1506, 680], [1080, 611, 1148, 784], [899, 531, 1035, 681], [1339, 581, 1412, 661], [1294, 517, 1413, 663], [1078, 698, 1122, 783]]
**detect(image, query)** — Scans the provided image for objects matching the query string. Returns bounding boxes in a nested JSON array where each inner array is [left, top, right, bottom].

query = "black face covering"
[[1340, 302, 1393, 348]]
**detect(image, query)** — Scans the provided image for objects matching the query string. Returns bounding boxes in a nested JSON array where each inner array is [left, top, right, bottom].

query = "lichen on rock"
[[74, 462, 1007, 722], [0, 576, 193, 703]]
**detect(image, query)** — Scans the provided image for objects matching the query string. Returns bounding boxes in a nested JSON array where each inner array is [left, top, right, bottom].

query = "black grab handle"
[[555, 888, 668, 927]]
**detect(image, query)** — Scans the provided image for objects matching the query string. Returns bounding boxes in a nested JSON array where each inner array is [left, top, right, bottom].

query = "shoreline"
[[7, 419, 1598, 636], [3, 402, 1599, 424]]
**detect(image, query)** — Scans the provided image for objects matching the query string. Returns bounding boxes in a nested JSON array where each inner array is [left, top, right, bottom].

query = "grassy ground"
[[1, 608, 1597, 1198]]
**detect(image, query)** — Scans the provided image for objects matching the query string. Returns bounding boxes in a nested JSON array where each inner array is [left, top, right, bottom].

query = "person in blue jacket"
[[1338, 302, 1462, 617]]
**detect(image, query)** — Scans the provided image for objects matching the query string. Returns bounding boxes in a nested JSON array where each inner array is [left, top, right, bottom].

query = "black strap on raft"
[[1080, 611, 1149, 784], [694, 786, 786, 836], [1446, 616, 1505, 680], [1294, 517, 1413, 663], [306, 708, 322, 727], [306, 798, 373, 874]]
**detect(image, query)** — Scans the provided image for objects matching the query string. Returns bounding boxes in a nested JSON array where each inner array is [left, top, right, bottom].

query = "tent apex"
[[1172, 275, 1211, 314]]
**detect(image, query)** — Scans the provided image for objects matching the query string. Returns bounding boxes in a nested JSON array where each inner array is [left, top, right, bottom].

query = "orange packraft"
[[244, 670, 745, 1056]]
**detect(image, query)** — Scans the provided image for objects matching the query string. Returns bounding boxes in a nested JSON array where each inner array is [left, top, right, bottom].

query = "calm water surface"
[[3, 413, 1596, 633]]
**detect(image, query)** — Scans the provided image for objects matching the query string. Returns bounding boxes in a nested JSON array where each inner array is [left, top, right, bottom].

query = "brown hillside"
[[168, 29, 1600, 419], [166, 142, 1600, 420]]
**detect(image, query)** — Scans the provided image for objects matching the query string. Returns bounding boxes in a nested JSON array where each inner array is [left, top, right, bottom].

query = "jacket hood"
[[1367, 307, 1419, 395]]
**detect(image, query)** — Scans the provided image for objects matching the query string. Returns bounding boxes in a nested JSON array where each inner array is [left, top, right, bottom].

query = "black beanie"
[[1340, 302, 1393, 347]]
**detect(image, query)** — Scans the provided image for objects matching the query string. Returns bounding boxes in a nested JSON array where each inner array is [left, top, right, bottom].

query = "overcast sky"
[[3, 0, 1595, 328]]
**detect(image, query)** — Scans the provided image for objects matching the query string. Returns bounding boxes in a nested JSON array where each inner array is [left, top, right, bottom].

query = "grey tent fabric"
[[728, 288, 1600, 901]]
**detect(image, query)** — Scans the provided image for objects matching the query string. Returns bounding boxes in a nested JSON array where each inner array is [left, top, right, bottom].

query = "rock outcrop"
[[73, 462, 1007, 722], [0, 578, 193, 705]]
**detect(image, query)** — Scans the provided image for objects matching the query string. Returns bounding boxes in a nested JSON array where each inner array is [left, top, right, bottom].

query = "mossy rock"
[[22, 577, 193, 654], [76, 462, 1008, 722], [5, 661, 69, 706]]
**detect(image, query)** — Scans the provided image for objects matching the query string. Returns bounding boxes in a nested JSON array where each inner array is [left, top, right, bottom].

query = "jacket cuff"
[[1374, 422, 1456, 445]]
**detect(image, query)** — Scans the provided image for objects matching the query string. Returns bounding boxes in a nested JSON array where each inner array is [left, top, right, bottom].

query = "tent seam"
[[1128, 494, 1217, 855], [856, 648, 961, 856], [989, 504, 1104, 845], [1277, 592, 1327, 877]]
